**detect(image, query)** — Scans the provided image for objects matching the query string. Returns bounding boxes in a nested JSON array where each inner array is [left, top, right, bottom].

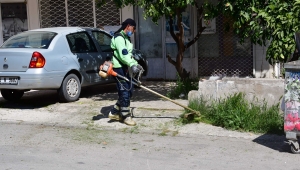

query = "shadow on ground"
[[92, 104, 178, 121], [0, 90, 59, 109], [89, 81, 174, 102], [0, 81, 175, 109], [252, 134, 291, 153]]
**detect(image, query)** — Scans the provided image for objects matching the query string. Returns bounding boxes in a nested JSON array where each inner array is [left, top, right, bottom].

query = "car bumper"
[[0, 69, 65, 90]]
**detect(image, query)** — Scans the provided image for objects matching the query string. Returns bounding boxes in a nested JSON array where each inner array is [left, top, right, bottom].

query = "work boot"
[[108, 112, 121, 121], [123, 116, 136, 126]]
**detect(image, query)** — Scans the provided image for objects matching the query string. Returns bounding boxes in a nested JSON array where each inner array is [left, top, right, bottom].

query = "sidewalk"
[[92, 98, 262, 140], [90, 81, 284, 140], [0, 81, 281, 141]]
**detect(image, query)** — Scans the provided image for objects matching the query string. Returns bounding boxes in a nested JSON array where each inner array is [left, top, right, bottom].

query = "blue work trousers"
[[110, 67, 133, 117]]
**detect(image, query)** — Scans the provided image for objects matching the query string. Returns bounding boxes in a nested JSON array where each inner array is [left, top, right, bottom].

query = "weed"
[[139, 123, 147, 127], [121, 128, 128, 133], [167, 74, 198, 99], [130, 126, 139, 134], [158, 126, 171, 136], [82, 120, 95, 130], [172, 130, 179, 136], [158, 131, 168, 136], [70, 128, 110, 144], [181, 92, 284, 135]]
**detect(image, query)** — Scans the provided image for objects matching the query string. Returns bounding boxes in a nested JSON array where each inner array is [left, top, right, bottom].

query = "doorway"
[[136, 6, 197, 80]]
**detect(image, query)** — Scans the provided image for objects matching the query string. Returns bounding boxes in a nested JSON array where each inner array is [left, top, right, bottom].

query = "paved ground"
[[0, 81, 265, 140]]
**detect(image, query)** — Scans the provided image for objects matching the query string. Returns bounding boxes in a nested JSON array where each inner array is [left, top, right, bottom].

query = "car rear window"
[[1, 31, 57, 49]]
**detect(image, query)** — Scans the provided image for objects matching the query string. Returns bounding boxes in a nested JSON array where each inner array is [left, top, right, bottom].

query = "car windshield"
[[1, 31, 57, 49]]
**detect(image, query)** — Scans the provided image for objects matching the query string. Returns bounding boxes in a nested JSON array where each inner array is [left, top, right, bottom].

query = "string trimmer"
[[99, 61, 200, 116]]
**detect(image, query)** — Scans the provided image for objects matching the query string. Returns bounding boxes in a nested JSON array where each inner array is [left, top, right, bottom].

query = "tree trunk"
[[166, 4, 206, 80], [166, 8, 190, 80]]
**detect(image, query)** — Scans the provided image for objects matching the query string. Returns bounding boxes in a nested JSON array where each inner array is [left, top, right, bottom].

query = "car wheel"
[[1, 89, 24, 101], [58, 74, 81, 102]]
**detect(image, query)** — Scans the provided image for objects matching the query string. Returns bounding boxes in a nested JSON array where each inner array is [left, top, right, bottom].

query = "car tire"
[[58, 74, 81, 102], [1, 89, 24, 101]]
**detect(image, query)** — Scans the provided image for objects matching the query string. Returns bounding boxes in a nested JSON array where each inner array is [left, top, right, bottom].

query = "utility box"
[[284, 60, 300, 153]]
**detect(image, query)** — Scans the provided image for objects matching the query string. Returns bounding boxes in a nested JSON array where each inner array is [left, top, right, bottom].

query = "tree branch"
[[167, 53, 176, 66], [185, 3, 206, 50], [177, 8, 184, 42], [195, 2, 204, 25], [168, 15, 179, 44], [185, 27, 206, 50]]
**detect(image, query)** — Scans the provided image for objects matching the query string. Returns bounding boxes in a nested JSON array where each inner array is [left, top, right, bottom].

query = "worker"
[[108, 18, 143, 126]]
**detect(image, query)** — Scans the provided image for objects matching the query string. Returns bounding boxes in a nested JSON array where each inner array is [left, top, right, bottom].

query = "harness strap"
[[112, 32, 130, 67]]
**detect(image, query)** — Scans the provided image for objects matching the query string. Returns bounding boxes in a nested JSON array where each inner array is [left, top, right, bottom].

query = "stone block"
[[189, 78, 284, 106]]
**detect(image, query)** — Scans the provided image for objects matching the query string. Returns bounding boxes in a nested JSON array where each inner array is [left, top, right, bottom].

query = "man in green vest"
[[108, 18, 142, 126]]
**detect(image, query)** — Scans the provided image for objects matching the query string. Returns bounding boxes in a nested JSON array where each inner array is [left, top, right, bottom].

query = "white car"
[[0, 27, 148, 102]]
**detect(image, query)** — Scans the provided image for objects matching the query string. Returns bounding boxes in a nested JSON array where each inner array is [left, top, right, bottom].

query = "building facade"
[[0, 0, 276, 80]]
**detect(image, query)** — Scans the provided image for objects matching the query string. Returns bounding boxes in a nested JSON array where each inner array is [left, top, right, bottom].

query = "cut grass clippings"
[[180, 92, 284, 135]]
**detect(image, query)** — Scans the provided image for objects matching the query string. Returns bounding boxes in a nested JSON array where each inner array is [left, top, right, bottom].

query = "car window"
[[1, 31, 57, 49], [92, 31, 112, 51], [66, 32, 97, 53]]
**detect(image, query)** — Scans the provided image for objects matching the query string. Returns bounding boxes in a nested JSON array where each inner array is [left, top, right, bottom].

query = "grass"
[[167, 76, 198, 99], [180, 92, 284, 135]]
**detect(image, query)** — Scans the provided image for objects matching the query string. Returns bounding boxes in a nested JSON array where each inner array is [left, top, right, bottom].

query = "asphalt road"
[[0, 82, 299, 170], [0, 121, 296, 170]]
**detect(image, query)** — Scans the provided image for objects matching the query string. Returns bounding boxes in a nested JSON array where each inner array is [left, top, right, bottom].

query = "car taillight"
[[29, 52, 45, 68]]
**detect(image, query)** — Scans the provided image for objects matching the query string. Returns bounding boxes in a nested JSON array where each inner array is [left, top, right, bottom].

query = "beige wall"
[[26, 0, 40, 30]]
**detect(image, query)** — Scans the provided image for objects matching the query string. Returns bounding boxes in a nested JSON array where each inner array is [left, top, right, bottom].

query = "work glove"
[[130, 64, 142, 74], [137, 64, 144, 72]]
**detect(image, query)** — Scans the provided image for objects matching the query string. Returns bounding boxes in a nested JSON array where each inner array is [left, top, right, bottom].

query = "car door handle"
[[78, 58, 83, 62]]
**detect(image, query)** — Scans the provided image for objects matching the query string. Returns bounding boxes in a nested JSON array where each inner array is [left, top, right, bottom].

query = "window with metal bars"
[[39, 0, 120, 28], [197, 6, 253, 77]]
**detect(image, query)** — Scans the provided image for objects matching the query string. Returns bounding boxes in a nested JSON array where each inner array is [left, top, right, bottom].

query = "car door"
[[90, 30, 115, 81], [66, 32, 101, 84], [91, 31, 114, 62]]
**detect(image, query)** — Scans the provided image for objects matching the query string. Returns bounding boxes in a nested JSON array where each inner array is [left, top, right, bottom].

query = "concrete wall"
[[188, 77, 284, 106]]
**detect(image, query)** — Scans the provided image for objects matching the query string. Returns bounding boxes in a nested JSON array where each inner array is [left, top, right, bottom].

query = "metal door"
[[136, 7, 164, 79], [136, 6, 197, 80]]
